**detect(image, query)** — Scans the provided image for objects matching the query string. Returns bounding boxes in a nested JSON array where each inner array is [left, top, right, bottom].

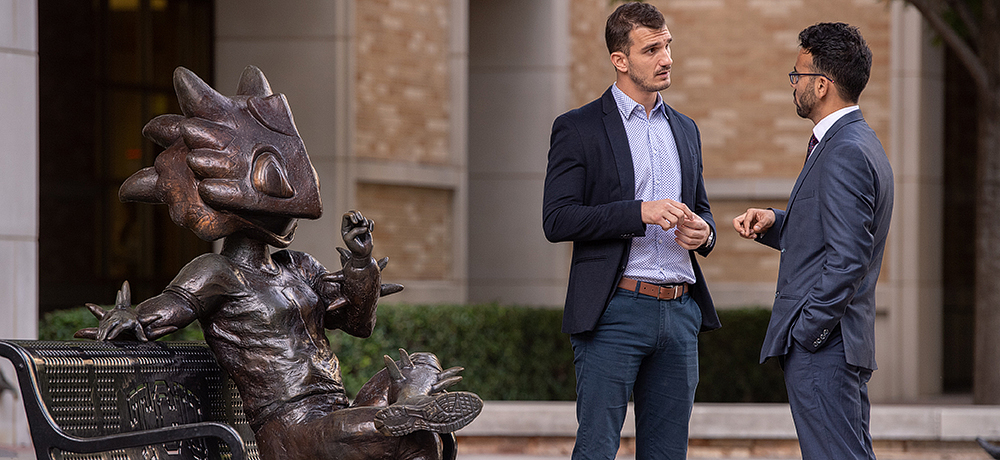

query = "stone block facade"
[[355, 0, 452, 165], [568, 0, 892, 297], [353, 0, 458, 284], [346, 0, 894, 295]]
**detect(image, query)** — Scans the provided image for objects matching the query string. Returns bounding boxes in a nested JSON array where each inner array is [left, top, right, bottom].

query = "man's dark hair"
[[798, 22, 872, 103], [606, 2, 665, 55]]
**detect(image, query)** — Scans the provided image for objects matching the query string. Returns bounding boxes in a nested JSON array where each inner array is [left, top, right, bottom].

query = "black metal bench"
[[0, 339, 257, 460]]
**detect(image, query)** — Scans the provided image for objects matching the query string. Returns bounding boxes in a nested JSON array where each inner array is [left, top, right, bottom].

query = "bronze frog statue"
[[76, 65, 482, 460]]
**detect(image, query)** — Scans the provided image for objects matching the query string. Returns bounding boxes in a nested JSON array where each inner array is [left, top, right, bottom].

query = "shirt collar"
[[813, 105, 859, 143], [612, 83, 667, 120]]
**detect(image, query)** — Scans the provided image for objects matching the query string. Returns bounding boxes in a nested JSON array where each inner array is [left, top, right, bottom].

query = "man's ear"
[[610, 51, 629, 74], [815, 77, 831, 100]]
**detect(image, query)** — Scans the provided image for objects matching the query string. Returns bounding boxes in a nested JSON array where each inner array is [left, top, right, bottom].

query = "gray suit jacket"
[[757, 110, 893, 370]]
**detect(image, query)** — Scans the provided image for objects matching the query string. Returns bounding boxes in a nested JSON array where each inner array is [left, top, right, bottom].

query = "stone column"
[[468, 0, 572, 305], [877, 1, 945, 401], [0, 0, 39, 449]]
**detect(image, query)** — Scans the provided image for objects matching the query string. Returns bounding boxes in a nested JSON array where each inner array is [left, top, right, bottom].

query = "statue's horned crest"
[[121, 66, 322, 247]]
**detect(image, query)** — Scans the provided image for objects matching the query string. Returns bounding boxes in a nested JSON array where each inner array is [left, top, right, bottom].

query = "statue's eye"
[[252, 151, 295, 198]]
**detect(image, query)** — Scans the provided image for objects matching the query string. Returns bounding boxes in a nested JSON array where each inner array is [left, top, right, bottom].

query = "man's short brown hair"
[[605, 2, 666, 55]]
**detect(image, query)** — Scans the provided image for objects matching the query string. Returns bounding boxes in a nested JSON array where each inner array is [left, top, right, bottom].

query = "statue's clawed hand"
[[341, 210, 374, 260], [74, 281, 148, 342]]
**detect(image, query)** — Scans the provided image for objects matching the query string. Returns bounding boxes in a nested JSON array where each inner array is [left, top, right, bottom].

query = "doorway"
[[38, 0, 214, 313]]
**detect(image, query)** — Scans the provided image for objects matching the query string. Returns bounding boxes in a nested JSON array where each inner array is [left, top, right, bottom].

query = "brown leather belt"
[[617, 276, 689, 300]]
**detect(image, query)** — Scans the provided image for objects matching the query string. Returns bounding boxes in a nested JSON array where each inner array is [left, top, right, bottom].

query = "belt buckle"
[[665, 284, 684, 300]]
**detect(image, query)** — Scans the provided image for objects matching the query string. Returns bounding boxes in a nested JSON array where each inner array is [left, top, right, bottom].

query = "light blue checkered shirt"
[[612, 84, 695, 285]]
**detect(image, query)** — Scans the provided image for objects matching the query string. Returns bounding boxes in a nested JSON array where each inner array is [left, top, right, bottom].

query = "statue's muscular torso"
[[164, 250, 350, 427]]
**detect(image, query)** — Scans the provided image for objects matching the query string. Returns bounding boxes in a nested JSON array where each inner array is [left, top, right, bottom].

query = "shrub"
[[328, 303, 575, 401], [37, 304, 786, 402], [696, 307, 788, 402]]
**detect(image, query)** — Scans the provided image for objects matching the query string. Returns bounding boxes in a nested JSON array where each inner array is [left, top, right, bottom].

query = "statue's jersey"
[[164, 250, 353, 427]]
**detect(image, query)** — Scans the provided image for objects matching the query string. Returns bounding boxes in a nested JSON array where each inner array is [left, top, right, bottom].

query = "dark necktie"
[[807, 134, 819, 158]]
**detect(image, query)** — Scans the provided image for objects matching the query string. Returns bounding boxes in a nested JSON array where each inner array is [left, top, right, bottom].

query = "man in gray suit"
[[733, 23, 893, 460]]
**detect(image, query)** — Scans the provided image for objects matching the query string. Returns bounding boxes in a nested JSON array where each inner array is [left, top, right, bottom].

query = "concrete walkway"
[[454, 401, 1000, 460], [4, 401, 1000, 459], [460, 401, 1000, 441], [459, 457, 797, 460]]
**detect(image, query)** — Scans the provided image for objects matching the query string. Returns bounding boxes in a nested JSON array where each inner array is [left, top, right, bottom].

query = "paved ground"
[[458, 454, 799, 460], [3, 446, 983, 460], [0, 448, 801, 460]]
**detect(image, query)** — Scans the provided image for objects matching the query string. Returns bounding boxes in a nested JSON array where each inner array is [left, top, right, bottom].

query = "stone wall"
[[355, 0, 451, 165], [354, 0, 456, 283], [570, 0, 893, 303], [357, 183, 453, 280]]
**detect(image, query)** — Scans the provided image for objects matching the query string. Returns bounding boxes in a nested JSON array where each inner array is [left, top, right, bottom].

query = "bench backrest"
[[0, 340, 259, 460]]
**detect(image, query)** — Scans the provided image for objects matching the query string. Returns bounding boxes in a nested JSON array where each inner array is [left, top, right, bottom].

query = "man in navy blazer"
[[734, 23, 893, 460], [543, 3, 719, 459]]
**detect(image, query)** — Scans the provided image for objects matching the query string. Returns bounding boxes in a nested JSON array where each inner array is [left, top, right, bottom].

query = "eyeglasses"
[[788, 72, 834, 84]]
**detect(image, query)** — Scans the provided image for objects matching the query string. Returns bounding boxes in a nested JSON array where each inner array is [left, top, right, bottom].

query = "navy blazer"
[[757, 110, 893, 370], [542, 86, 720, 335]]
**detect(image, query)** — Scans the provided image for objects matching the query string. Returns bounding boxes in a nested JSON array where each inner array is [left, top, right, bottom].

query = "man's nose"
[[660, 50, 672, 66]]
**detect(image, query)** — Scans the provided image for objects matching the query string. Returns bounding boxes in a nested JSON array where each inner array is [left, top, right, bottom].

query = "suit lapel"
[[786, 110, 865, 210], [603, 89, 635, 201], [665, 105, 695, 206]]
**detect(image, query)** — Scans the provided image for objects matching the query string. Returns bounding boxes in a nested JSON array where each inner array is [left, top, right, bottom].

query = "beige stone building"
[[0, 0, 964, 447]]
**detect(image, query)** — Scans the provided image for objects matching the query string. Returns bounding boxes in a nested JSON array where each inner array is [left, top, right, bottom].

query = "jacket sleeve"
[[756, 208, 785, 250], [689, 121, 716, 258], [542, 112, 646, 243]]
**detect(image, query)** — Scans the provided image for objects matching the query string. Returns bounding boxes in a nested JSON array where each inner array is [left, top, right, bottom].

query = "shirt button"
[[775, 291, 780, 297]]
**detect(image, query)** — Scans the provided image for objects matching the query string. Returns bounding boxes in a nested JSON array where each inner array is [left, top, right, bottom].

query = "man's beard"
[[629, 63, 671, 93], [794, 80, 816, 119]]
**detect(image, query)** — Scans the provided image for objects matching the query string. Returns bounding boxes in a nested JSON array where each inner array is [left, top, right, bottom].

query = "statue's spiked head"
[[121, 66, 322, 247]]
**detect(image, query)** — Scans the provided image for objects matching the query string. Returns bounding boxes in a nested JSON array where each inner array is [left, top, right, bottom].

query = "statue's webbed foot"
[[373, 391, 483, 437]]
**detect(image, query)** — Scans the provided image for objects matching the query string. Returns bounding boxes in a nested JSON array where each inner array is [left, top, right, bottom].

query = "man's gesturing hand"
[[641, 199, 692, 231], [732, 208, 775, 240], [641, 199, 710, 249], [675, 213, 710, 250]]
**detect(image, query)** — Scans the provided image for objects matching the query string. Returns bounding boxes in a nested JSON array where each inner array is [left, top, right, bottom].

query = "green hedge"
[[696, 308, 787, 402], [39, 304, 786, 402], [328, 304, 575, 401]]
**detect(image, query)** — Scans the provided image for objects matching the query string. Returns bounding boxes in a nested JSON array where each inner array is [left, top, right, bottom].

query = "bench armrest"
[[42, 421, 247, 460]]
